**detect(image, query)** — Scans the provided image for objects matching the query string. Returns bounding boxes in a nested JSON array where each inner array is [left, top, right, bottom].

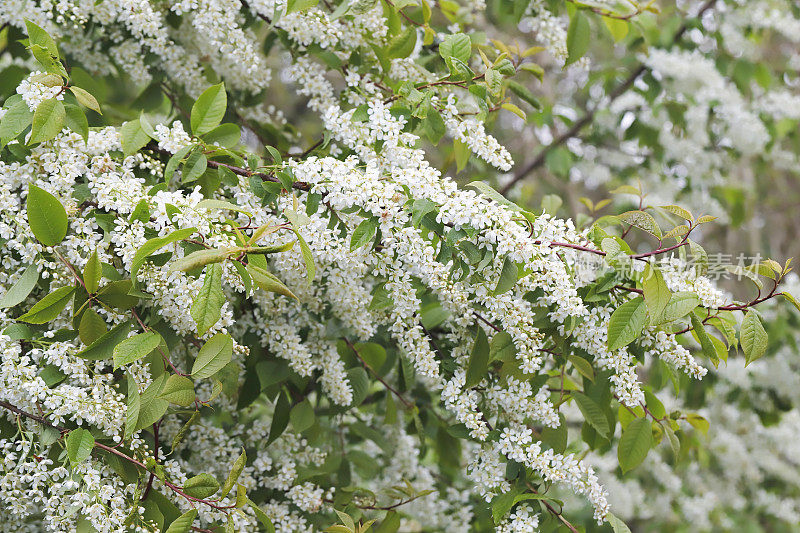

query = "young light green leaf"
[[27, 184, 68, 247], [169, 248, 233, 273], [69, 86, 102, 114], [120, 117, 150, 157], [246, 264, 297, 300], [191, 83, 227, 135], [642, 264, 671, 323], [607, 296, 647, 351], [740, 310, 768, 366], [66, 428, 95, 465], [0, 100, 33, 147], [192, 332, 233, 379], [618, 417, 652, 473], [17, 285, 74, 324], [662, 292, 699, 323], [250, 499, 276, 532], [130, 227, 196, 286], [607, 512, 632, 533], [219, 450, 247, 498], [439, 33, 471, 64], [113, 331, 162, 369], [0, 264, 38, 308], [286, 0, 318, 13], [25, 19, 59, 57], [191, 263, 225, 335], [29, 98, 64, 144]]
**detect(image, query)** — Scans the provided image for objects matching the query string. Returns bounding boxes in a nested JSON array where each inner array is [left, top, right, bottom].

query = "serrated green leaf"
[[351, 217, 379, 251], [439, 33, 471, 64], [158, 374, 195, 406], [165, 509, 197, 533], [290, 399, 315, 432], [183, 473, 219, 499], [642, 264, 671, 323], [607, 296, 647, 351], [565, 11, 590, 67], [83, 249, 102, 294], [740, 310, 767, 365], [76, 320, 132, 360], [220, 449, 246, 498]]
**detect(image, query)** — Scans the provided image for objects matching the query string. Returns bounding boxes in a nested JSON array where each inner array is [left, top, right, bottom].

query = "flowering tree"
[[0, 1, 798, 532]]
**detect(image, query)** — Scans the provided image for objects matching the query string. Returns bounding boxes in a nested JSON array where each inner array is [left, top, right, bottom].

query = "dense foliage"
[[0, 1, 799, 532]]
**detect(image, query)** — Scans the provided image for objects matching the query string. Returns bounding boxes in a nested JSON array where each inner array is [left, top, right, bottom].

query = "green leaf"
[[136, 374, 169, 430], [489, 331, 516, 362], [165, 509, 197, 533], [120, 117, 150, 157], [191, 263, 225, 335], [286, 0, 318, 13], [690, 312, 717, 364], [24, 20, 59, 57], [158, 374, 195, 406], [183, 473, 219, 499], [69, 86, 101, 114], [607, 296, 647, 351], [686, 413, 709, 435], [220, 450, 247, 498], [202, 122, 241, 148], [96, 279, 139, 310], [494, 257, 517, 295], [192, 333, 233, 379], [617, 417, 652, 473], [439, 33, 471, 63], [572, 391, 609, 438], [465, 327, 490, 388], [125, 373, 140, 439], [249, 499, 276, 533], [169, 247, 232, 273], [603, 17, 628, 42], [113, 331, 162, 369], [565, 11, 590, 67], [0, 100, 33, 147], [246, 264, 297, 300], [290, 399, 316, 433], [29, 97, 64, 144], [387, 26, 417, 59], [191, 83, 227, 135], [0, 264, 38, 308], [76, 321, 132, 360], [130, 227, 196, 287], [27, 184, 68, 247], [351, 217, 379, 250], [617, 210, 662, 239], [607, 512, 632, 533], [66, 428, 95, 465], [661, 292, 699, 323], [740, 310, 768, 366], [507, 80, 542, 110], [642, 264, 671, 323], [83, 249, 102, 294], [268, 391, 291, 444], [569, 354, 595, 382], [78, 309, 106, 345], [17, 285, 74, 324]]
